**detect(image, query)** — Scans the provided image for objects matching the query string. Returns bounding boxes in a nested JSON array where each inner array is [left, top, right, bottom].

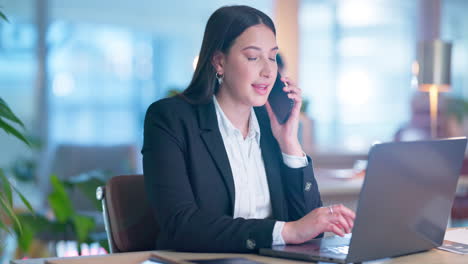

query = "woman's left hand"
[[265, 76, 304, 156]]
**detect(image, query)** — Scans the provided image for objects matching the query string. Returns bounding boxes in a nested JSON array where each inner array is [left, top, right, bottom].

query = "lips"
[[252, 83, 269, 95]]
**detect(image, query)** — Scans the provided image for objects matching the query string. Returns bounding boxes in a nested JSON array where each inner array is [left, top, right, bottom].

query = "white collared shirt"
[[213, 96, 308, 245]]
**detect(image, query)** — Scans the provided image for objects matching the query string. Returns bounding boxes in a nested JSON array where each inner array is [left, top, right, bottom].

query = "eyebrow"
[[241, 46, 279, 52]]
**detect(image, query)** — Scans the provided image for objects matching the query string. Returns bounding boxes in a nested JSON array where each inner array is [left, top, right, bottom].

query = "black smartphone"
[[267, 72, 294, 124]]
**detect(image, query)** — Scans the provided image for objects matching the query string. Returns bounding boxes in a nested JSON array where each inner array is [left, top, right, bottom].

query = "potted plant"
[[13, 173, 106, 258]]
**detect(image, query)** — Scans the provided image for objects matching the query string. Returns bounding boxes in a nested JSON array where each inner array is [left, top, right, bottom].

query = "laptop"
[[260, 138, 467, 263]]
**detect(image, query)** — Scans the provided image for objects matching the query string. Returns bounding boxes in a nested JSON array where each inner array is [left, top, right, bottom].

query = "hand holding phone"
[[267, 72, 294, 124]]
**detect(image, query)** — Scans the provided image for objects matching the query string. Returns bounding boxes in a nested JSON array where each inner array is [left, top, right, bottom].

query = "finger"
[[333, 205, 355, 230], [287, 95, 302, 118], [281, 76, 297, 87], [284, 85, 302, 96], [334, 214, 351, 234], [329, 223, 345, 237], [338, 207, 355, 229], [327, 210, 350, 234], [341, 214, 354, 231], [287, 93, 303, 103], [335, 204, 356, 220], [265, 101, 280, 126]]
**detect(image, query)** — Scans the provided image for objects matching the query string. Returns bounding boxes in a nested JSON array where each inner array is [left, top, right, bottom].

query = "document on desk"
[[438, 228, 468, 254]]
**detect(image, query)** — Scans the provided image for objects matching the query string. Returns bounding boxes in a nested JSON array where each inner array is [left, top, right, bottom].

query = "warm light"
[[428, 85, 439, 139], [417, 40, 452, 138], [412, 61, 419, 76], [193, 55, 199, 70], [418, 84, 450, 92], [418, 84, 450, 139]]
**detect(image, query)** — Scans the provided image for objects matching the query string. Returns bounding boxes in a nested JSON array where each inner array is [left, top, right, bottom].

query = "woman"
[[142, 5, 355, 253]]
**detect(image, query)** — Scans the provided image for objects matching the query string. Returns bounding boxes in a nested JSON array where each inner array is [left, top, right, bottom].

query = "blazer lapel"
[[255, 107, 286, 220], [197, 101, 235, 210]]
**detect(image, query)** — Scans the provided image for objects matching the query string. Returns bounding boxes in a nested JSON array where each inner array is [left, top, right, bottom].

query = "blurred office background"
[[1, 0, 468, 260]]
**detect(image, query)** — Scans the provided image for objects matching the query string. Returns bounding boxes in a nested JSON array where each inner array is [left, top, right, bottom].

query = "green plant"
[[0, 98, 34, 254], [447, 96, 468, 124], [14, 171, 109, 256], [0, 101, 34, 255], [0, 98, 30, 147], [0, 95, 33, 245], [0, 169, 33, 233]]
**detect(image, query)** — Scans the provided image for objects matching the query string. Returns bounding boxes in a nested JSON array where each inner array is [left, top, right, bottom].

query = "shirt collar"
[[213, 95, 261, 143]]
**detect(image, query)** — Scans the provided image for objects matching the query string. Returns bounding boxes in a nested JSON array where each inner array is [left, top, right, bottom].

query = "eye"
[[247, 57, 258, 61], [269, 57, 276, 62]]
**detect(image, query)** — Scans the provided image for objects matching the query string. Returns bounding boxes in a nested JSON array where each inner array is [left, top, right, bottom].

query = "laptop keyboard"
[[321, 245, 349, 255]]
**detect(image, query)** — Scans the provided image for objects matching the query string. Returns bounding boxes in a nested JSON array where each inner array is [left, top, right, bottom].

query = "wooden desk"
[[10, 243, 468, 264]]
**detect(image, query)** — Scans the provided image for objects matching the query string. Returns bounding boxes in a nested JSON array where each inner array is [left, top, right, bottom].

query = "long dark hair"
[[182, 5, 276, 104]]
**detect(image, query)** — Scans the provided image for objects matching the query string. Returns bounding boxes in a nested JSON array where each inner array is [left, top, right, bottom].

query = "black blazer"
[[142, 96, 322, 253]]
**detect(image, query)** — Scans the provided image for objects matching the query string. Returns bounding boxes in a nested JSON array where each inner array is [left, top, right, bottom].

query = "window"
[[0, 9, 36, 165], [300, 0, 418, 151], [48, 22, 156, 144]]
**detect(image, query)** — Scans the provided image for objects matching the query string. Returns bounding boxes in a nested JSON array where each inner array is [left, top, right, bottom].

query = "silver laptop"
[[260, 138, 467, 263]]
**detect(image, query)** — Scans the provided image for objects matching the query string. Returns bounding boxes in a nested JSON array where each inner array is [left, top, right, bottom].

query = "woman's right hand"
[[282, 204, 356, 244]]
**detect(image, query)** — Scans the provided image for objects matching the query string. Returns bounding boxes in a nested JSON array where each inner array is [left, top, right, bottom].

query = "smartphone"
[[267, 72, 294, 124]]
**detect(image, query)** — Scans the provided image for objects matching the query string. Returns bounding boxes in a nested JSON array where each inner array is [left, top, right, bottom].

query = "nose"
[[260, 58, 275, 79]]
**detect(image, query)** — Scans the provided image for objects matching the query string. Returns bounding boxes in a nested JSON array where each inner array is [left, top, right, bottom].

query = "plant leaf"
[[15, 217, 34, 252], [0, 168, 13, 205], [65, 171, 107, 211], [48, 175, 74, 222], [0, 196, 22, 234], [11, 184, 34, 214], [72, 214, 95, 244], [0, 117, 30, 146], [0, 98, 25, 128], [14, 213, 51, 252], [0, 10, 8, 22]]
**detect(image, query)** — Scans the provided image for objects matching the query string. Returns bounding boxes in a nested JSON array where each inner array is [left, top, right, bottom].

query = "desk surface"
[[11, 244, 468, 264]]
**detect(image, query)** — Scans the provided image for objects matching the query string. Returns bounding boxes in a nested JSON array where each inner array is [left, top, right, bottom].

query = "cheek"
[[226, 61, 254, 85]]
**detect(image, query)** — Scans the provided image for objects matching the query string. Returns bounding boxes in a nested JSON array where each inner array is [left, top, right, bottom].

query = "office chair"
[[96, 174, 159, 253]]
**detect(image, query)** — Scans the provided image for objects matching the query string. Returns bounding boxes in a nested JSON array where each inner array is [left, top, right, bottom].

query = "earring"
[[216, 72, 224, 85]]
